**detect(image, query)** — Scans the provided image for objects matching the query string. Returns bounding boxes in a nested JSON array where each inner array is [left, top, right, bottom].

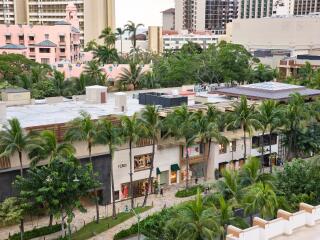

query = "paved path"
[[0, 182, 204, 240]]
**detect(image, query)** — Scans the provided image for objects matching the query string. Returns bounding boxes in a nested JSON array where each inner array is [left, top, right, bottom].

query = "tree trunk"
[[49, 213, 53, 226], [110, 148, 117, 219], [61, 211, 65, 237], [260, 132, 265, 173], [120, 37, 123, 56], [129, 140, 134, 209], [89, 144, 100, 223], [19, 151, 23, 177], [269, 131, 273, 173], [186, 144, 190, 189], [243, 127, 247, 161], [20, 219, 24, 240], [206, 138, 212, 180], [202, 141, 207, 181], [143, 137, 155, 207]]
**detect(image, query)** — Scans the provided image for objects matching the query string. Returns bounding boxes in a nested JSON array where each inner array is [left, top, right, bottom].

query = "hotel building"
[[0, 0, 115, 45], [0, 3, 81, 64]]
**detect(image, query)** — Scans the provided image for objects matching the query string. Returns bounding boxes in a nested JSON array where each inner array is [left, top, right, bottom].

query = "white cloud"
[[116, 0, 174, 28]]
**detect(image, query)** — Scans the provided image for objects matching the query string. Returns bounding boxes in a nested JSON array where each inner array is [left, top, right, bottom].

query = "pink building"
[[0, 3, 81, 65]]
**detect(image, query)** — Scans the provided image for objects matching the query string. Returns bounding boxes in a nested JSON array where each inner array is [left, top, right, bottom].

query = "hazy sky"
[[115, 0, 174, 28]]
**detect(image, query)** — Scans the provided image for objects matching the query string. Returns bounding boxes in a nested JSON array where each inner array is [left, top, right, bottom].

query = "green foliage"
[[175, 185, 204, 198], [31, 79, 56, 99], [0, 197, 25, 225], [9, 224, 63, 240]]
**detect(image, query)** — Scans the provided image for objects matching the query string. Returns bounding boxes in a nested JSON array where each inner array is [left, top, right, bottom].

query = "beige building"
[[148, 26, 163, 54], [162, 8, 175, 31], [0, 0, 115, 45], [226, 15, 320, 55]]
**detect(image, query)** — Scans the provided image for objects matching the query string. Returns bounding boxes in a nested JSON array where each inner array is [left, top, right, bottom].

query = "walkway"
[[0, 182, 201, 240]]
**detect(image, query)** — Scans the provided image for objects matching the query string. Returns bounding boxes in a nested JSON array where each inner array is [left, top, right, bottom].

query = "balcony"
[[59, 41, 66, 46], [0, 156, 11, 170], [28, 40, 35, 45], [181, 154, 207, 165]]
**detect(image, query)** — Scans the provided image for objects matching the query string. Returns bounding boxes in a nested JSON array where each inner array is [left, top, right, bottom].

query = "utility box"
[[114, 92, 127, 112], [85, 85, 108, 104], [1, 88, 31, 106]]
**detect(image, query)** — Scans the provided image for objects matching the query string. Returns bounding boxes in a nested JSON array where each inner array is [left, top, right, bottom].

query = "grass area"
[[175, 185, 204, 198], [71, 206, 152, 240]]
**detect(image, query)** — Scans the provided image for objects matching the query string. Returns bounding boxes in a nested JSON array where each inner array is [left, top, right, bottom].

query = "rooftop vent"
[[85, 85, 108, 104], [114, 92, 127, 112]]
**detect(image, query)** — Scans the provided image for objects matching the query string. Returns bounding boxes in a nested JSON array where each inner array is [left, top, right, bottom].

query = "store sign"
[[118, 163, 127, 168]]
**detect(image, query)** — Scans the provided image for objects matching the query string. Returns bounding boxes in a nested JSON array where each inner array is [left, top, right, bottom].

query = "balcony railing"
[[0, 156, 10, 170]]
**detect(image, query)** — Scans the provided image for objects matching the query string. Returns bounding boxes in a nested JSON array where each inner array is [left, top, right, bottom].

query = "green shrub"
[[9, 224, 63, 240], [113, 224, 138, 240], [175, 185, 204, 198]]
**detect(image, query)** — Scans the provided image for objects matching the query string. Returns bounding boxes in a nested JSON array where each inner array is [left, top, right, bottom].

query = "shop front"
[[120, 178, 153, 200]]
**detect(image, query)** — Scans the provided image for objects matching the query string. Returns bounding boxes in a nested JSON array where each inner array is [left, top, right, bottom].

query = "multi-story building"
[[163, 32, 218, 51], [225, 15, 320, 56], [0, 0, 115, 45], [238, 0, 274, 18], [2, 82, 317, 204], [0, 3, 81, 64], [148, 26, 163, 54], [162, 8, 175, 31], [175, 0, 237, 34], [293, 0, 320, 15]]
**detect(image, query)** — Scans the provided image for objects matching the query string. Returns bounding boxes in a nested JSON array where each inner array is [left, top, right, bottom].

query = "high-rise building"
[[238, 0, 274, 18], [293, 0, 320, 15], [148, 26, 163, 54], [0, 0, 115, 45], [162, 8, 175, 31], [174, 0, 237, 34]]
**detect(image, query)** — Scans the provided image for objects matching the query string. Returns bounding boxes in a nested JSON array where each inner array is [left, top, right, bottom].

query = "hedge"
[[175, 185, 204, 198], [9, 223, 64, 240]]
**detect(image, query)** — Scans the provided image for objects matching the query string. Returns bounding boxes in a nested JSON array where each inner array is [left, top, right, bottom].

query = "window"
[[39, 48, 50, 53], [59, 35, 65, 42], [29, 48, 35, 53], [29, 36, 34, 41], [45, 34, 49, 40], [19, 35, 24, 41], [252, 136, 260, 149], [134, 154, 152, 171], [41, 58, 50, 64], [5, 35, 11, 42], [60, 48, 65, 53], [230, 140, 236, 152], [219, 143, 227, 154]]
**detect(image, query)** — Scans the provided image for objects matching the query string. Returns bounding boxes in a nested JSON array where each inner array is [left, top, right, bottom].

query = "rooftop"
[[1, 88, 30, 93], [212, 82, 320, 100], [0, 44, 27, 50], [36, 40, 57, 47], [162, 8, 175, 14]]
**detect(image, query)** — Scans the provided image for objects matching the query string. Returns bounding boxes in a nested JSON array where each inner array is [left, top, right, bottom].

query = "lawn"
[[71, 206, 152, 240]]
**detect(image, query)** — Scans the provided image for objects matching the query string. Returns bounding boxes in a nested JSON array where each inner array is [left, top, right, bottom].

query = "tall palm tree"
[[125, 21, 144, 50], [99, 27, 116, 48], [64, 111, 100, 223], [229, 96, 260, 160], [257, 100, 283, 172], [165, 105, 196, 189], [121, 114, 141, 209], [283, 93, 308, 159], [97, 119, 122, 218], [167, 189, 221, 240], [84, 60, 105, 85], [52, 70, 65, 96], [0, 118, 35, 239], [140, 105, 162, 207], [0, 118, 34, 177], [243, 182, 278, 222], [118, 61, 144, 90], [28, 130, 75, 166], [116, 27, 125, 56], [194, 110, 227, 180]]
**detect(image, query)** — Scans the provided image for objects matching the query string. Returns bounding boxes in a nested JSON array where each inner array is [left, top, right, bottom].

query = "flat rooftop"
[[212, 82, 320, 100], [4, 88, 232, 128], [273, 222, 320, 240]]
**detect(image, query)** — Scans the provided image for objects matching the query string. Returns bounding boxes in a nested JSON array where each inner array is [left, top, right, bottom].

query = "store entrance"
[[121, 178, 153, 200]]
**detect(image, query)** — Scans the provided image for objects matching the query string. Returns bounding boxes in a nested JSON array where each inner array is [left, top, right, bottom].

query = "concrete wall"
[[163, 12, 175, 31]]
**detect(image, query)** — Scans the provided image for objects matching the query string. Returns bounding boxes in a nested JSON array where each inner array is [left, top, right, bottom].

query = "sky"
[[115, 0, 174, 28]]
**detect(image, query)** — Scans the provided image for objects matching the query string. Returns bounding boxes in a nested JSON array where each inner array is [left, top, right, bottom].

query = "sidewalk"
[[0, 182, 200, 240]]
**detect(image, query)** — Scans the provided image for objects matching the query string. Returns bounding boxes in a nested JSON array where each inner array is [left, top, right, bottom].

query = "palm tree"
[[28, 130, 75, 166], [52, 70, 65, 96], [0, 118, 35, 239], [125, 21, 144, 50], [99, 27, 116, 48], [167, 189, 221, 240], [229, 96, 260, 160], [118, 61, 144, 90], [243, 182, 278, 222], [140, 105, 162, 207], [283, 93, 308, 159], [64, 111, 100, 223], [121, 114, 141, 209], [194, 110, 228, 180], [30, 65, 49, 83], [165, 105, 196, 189], [93, 45, 119, 64], [257, 100, 283, 172], [250, 64, 275, 83], [0, 118, 34, 177], [84, 60, 105, 85], [97, 119, 122, 218], [116, 27, 125, 56]]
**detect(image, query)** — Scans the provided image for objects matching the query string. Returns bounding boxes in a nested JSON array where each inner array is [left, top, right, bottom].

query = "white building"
[[163, 33, 218, 51]]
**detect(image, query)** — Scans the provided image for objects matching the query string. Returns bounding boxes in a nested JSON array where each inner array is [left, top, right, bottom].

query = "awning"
[[171, 164, 180, 171], [156, 167, 161, 175]]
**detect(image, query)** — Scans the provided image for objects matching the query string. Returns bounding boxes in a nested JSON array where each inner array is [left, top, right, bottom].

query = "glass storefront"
[[121, 178, 153, 200]]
